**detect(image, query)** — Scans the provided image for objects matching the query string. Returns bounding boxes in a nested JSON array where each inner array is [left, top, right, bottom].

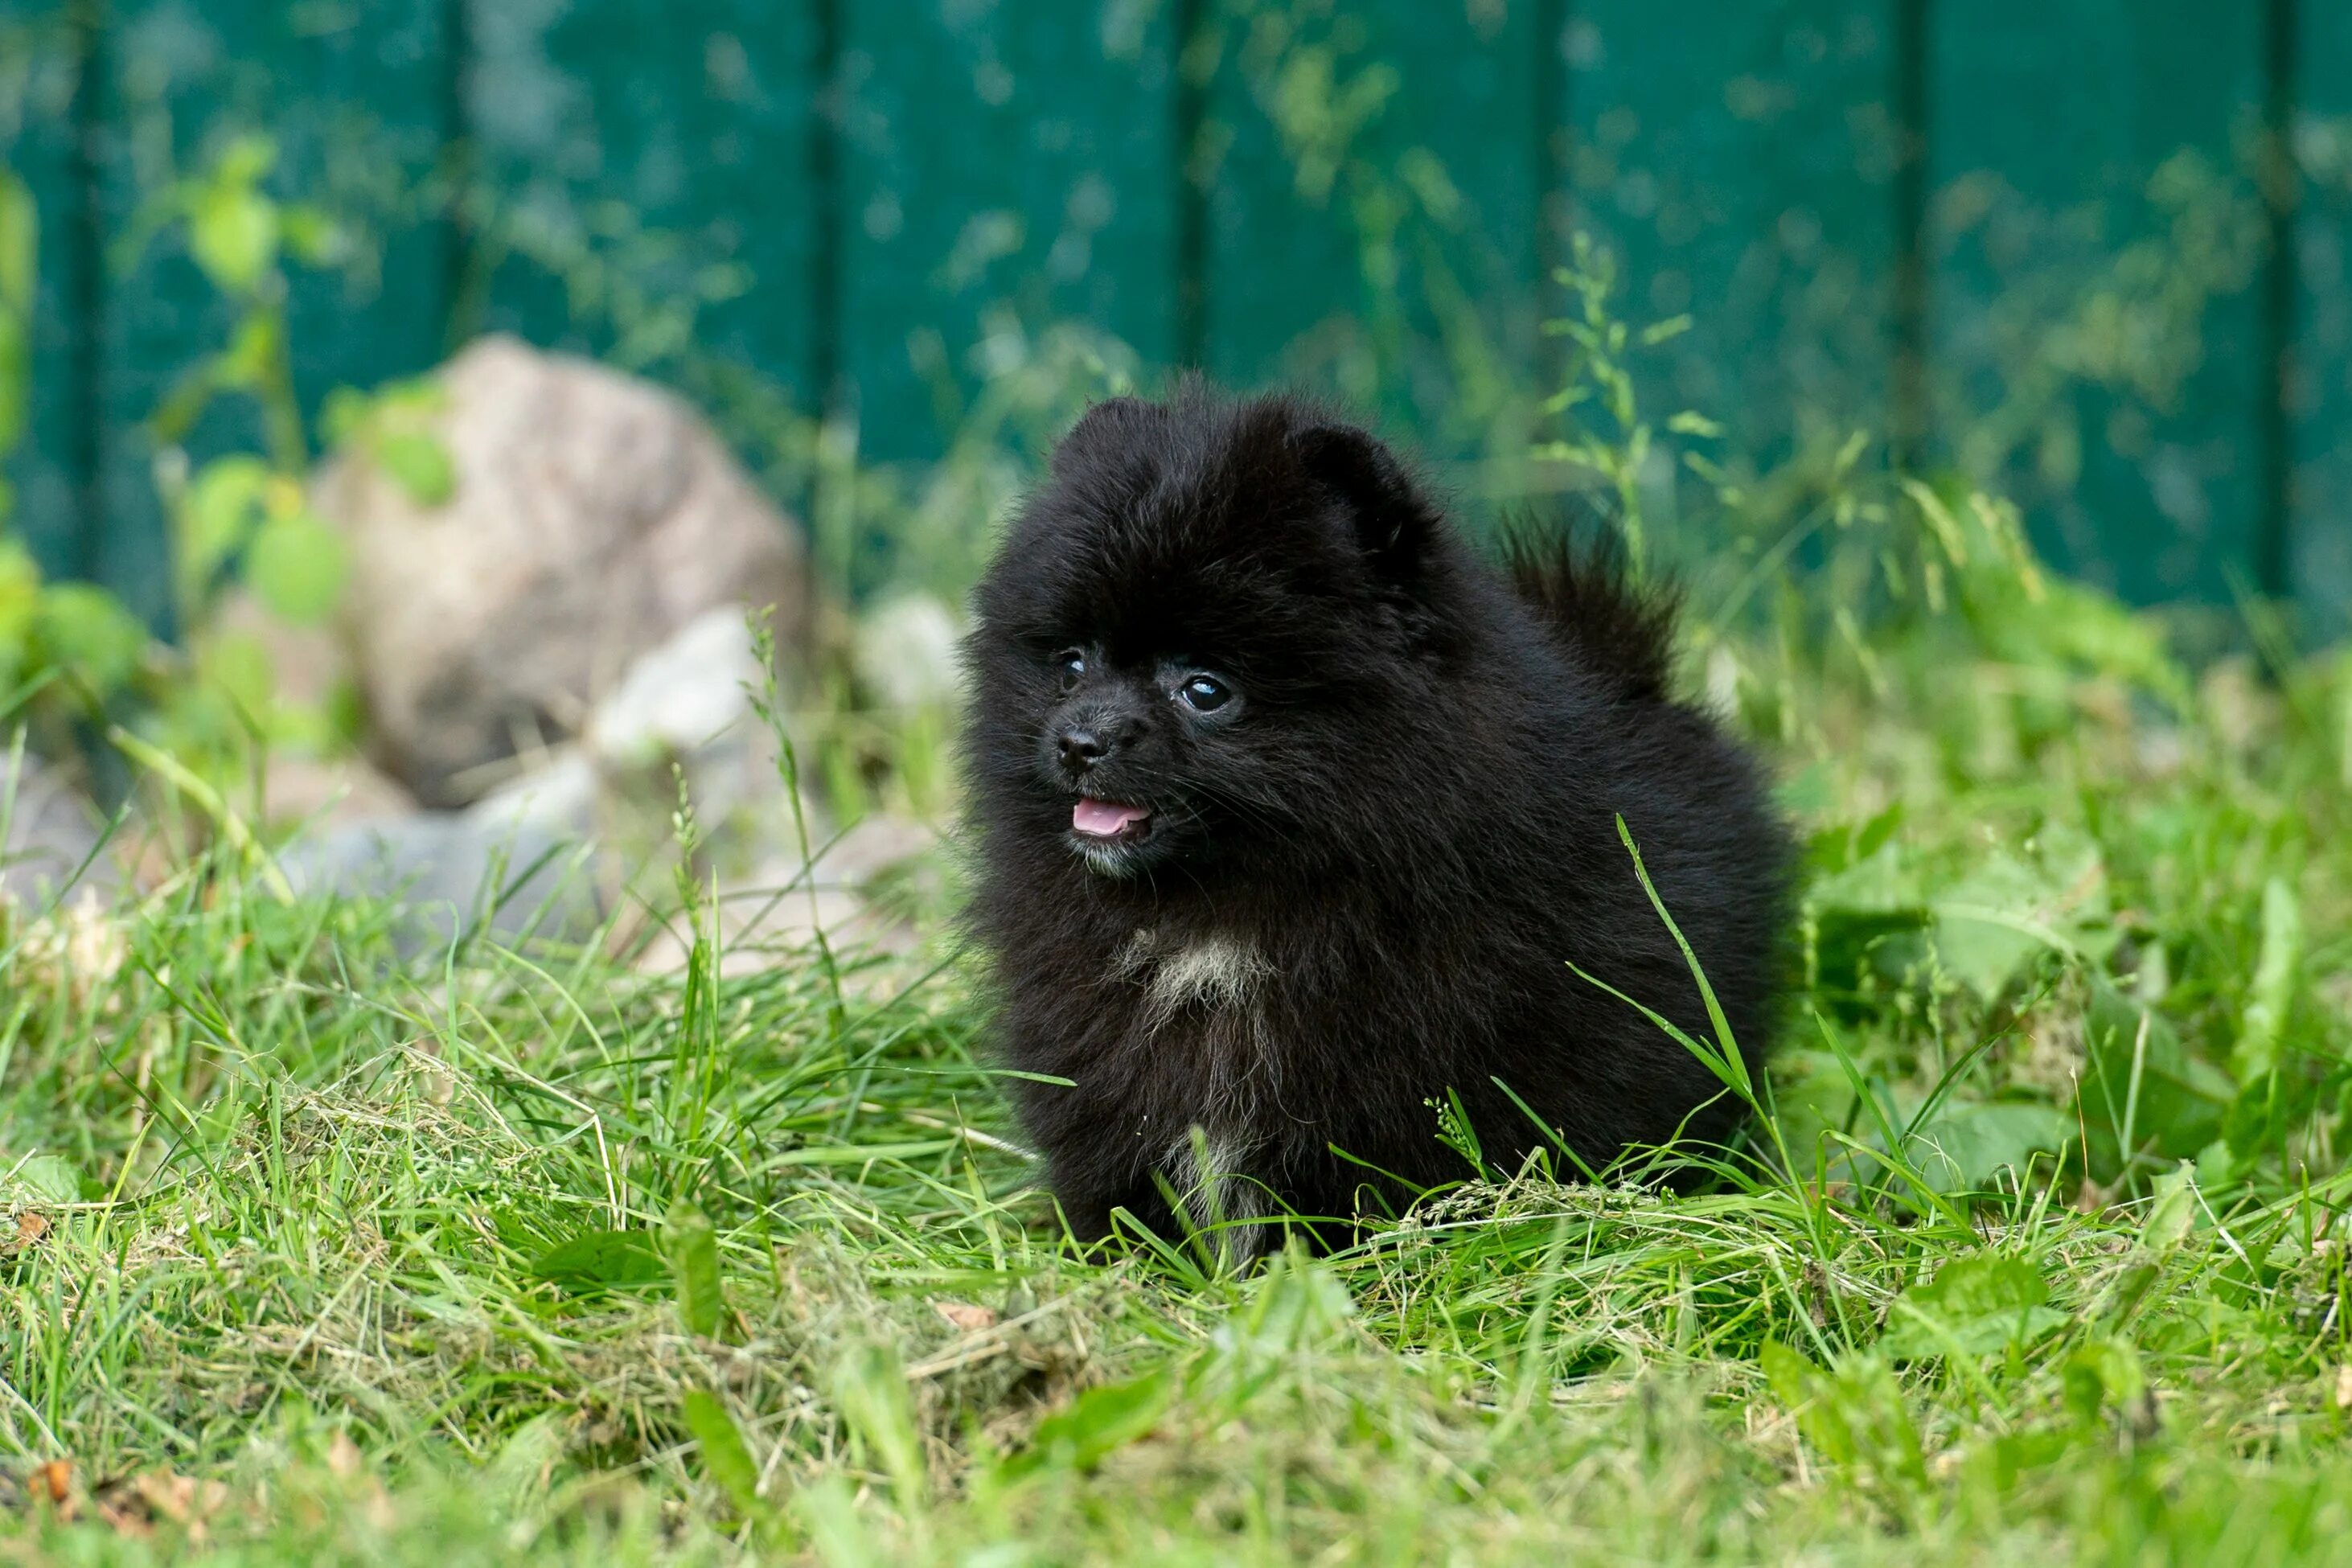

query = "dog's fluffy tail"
[[1500, 525, 1681, 704]]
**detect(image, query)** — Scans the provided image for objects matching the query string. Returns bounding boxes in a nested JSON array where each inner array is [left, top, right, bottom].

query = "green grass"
[[2, 597, 2351, 1566]]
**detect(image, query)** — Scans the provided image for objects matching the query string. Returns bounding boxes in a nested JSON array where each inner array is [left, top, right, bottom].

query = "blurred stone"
[[630, 811, 940, 978], [0, 753, 122, 909], [272, 605, 790, 958], [271, 608, 945, 969], [821, 811, 939, 886], [262, 753, 419, 832], [590, 605, 765, 767], [586, 605, 782, 846], [853, 591, 963, 710], [277, 753, 607, 956], [315, 334, 812, 808]]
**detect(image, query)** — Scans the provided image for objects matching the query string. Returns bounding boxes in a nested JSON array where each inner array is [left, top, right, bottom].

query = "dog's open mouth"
[[1072, 798, 1151, 839]]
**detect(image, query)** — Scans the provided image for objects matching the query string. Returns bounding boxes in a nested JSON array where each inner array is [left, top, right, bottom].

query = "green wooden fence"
[[2, 0, 2346, 632]]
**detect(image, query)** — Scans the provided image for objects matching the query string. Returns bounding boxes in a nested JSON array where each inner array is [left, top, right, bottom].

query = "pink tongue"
[[1073, 798, 1149, 837]]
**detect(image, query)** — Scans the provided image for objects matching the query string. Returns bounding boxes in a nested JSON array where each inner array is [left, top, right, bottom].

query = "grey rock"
[[589, 605, 765, 768], [631, 812, 942, 978], [276, 605, 861, 963], [581, 605, 845, 893], [852, 591, 963, 711], [277, 753, 607, 956], [587, 605, 782, 839], [315, 334, 813, 808]]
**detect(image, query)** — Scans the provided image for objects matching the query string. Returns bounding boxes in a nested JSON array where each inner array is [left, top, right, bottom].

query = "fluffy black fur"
[[962, 385, 1792, 1254]]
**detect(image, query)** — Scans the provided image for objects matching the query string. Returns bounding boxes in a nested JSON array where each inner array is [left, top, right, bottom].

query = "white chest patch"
[[1118, 930, 1284, 1239], [1165, 1130, 1272, 1266], [1136, 933, 1271, 1027]]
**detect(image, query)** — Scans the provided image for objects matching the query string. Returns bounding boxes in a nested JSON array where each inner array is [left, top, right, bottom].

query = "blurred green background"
[[2, 0, 2346, 633]]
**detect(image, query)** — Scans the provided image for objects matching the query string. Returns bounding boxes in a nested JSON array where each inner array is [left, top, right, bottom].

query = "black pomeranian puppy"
[[962, 385, 1791, 1255]]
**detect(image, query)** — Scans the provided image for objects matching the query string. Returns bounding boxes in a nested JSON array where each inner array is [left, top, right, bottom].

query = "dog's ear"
[[1051, 396, 1160, 475], [1292, 422, 1439, 580]]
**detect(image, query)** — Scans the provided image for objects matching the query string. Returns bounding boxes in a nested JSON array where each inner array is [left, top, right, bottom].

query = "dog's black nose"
[[1056, 712, 1142, 774]]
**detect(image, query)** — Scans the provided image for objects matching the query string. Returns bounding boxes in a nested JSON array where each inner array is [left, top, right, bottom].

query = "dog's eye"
[[1179, 675, 1232, 713], [1054, 649, 1086, 689]]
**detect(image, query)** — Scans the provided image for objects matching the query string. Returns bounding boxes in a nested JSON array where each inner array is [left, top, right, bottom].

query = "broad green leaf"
[[319, 386, 371, 448], [1759, 1341, 1851, 1465], [831, 1342, 927, 1511], [660, 1201, 725, 1339], [0, 170, 34, 314], [0, 540, 39, 655], [2038, 579, 2189, 705], [486, 1414, 564, 1504], [189, 184, 278, 294], [0, 312, 25, 457], [211, 133, 277, 187], [2076, 982, 2232, 1168], [1898, 1254, 2050, 1322], [681, 1390, 763, 1516], [528, 1229, 665, 1294], [1903, 1100, 2074, 1193], [277, 203, 343, 266], [1805, 835, 1919, 916], [8, 1153, 81, 1204], [1775, 759, 1836, 821], [2063, 1336, 2149, 1426], [2232, 876, 2301, 1083], [1001, 1362, 1177, 1482], [196, 630, 274, 720], [1976, 1428, 2085, 1492], [376, 430, 457, 507], [212, 313, 282, 392], [181, 455, 273, 593], [1758, 1342, 1925, 1489], [247, 511, 348, 626], [1927, 828, 2112, 996], [364, 375, 449, 421], [0, 171, 29, 457], [1930, 899, 2056, 998], [2141, 1160, 2198, 1254], [34, 582, 147, 694], [1880, 1254, 2066, 1359], [2095, 1164, 2203, 1326], [793, 1476, 879, 1566]]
